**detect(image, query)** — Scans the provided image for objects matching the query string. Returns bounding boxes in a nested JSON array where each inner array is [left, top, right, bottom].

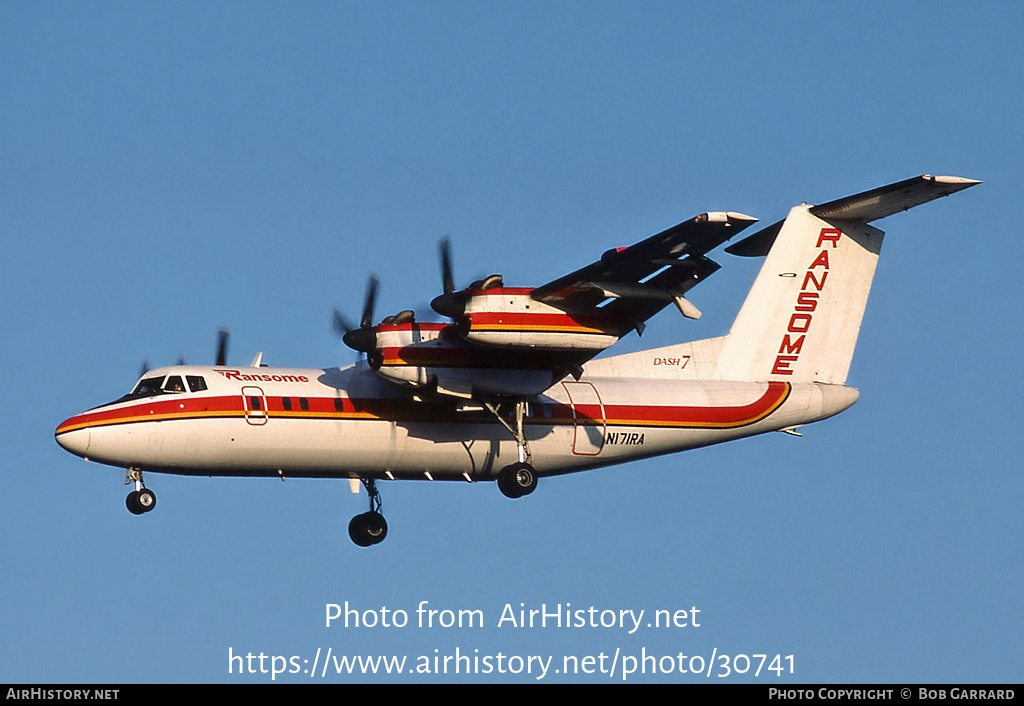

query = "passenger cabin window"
[[186, 375, 208, 393]]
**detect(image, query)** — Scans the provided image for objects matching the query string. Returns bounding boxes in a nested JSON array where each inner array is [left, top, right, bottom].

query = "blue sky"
[[2, 2, 1020, 683]]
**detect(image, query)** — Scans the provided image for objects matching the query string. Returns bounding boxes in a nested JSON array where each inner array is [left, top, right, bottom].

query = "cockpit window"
[[110, 374, 207, 406], [163, 375, 186, 393], [131, 376, 166, 397]]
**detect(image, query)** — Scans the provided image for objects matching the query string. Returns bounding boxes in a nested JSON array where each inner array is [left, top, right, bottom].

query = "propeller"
[[334, 275, 380, 354], [440, 235, 455, 295], [215, 327, 229, 366], [135, 327, 230, 381], [431, 237, 467, 318]]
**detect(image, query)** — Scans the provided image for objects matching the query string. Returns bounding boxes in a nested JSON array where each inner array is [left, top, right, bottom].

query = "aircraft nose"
[[55, 418, 90, 458]]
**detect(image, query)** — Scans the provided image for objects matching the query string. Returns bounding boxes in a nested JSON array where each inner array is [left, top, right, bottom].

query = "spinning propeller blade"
[[331, 308, 354, 336], [335, 275, 380, 354], [431, 237, 467, 318], [136, 326, 229, 380], [360, 275, 379, 330], [215, 328, 229, 366], [440, 236, 455, 295]]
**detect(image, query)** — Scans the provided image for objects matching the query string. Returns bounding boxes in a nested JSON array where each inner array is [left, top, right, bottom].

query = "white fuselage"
[[55, 362, 858, 482]]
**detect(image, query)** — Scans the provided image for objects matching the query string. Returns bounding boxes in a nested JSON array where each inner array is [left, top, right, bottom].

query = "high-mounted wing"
[[531, 211, 757, 322], [338, 210, 758, 400]]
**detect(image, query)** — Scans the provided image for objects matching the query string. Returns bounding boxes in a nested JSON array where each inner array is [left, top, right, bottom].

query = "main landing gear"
[[496, 461, 537, 498], [125, 468, 157, 515], [349, 478, 388, 547], [485, 398, 539, 500]]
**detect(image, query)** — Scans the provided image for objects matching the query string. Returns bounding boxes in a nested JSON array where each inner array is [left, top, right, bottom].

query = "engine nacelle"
[[458, 287, 622, 352], [368, 320, 567, 398]]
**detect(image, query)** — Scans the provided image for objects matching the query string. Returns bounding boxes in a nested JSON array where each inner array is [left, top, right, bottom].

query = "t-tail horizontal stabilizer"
[[725, 175, 981, 258], [716, 175, 979, 385]]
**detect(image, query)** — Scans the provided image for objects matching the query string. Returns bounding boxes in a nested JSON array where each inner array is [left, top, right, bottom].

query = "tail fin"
[[715, 175, 979, 384]]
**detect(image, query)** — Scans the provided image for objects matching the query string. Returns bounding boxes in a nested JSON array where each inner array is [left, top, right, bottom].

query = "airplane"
[[55, 174, 979, 546]]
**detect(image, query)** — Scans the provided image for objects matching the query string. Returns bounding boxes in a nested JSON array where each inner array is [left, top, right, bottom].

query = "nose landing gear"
[[125, 468, 157, 515]]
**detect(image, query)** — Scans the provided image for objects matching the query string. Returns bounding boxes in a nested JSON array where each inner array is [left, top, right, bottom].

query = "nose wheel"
[[349, 478, 388, 546], [125, 468, 157, 515]]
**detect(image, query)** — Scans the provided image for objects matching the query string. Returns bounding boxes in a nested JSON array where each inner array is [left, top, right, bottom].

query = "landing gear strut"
[[349, 478, 388, 547], [125, 468, 157, 515], [485, 398, 539, 499]]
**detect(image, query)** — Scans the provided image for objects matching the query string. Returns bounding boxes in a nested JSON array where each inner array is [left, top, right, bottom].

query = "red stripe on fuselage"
[[56, 382, 790, 435], [569, 381, 790, 429]]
